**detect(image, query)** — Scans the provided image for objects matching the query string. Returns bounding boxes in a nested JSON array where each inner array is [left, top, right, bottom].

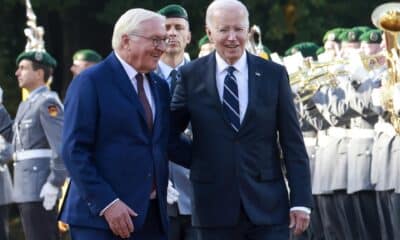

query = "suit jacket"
[[170, 52, 312, 227], [60, 52, 171, 232]]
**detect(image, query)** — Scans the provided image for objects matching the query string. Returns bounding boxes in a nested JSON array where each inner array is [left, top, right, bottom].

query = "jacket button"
[[32, 166, 38, 171]]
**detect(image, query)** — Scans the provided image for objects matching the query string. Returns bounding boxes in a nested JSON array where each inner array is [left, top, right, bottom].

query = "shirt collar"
[[158, 59, 185, 78], [27, 85, 47, 101], [114, 51, 139, 80], [215, 51, 247, 74]]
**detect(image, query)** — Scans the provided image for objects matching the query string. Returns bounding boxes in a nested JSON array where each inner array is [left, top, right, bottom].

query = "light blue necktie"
[[223, 66, 240, 131]]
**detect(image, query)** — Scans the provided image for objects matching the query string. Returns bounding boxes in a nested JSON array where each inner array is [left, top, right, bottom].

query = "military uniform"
[[12, 85, 66, 240], [9, 51, 67, 240]]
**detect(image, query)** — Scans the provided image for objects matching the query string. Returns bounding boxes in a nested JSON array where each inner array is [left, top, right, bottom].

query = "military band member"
[[2, 51, 67, 240]]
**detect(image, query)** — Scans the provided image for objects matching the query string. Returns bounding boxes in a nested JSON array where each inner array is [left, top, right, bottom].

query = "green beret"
[[339, 29, 364, 42], [316, 47, 325, 55], [158, 4, 188, 20], [284, 42, 320, 59], [322, 28, 345, 43], [359, 29, 382, 44], [16, 51, 57, 68], [352, 26, 372, 34], [198, 35, 210, 49], [73, 49, 102, 63]]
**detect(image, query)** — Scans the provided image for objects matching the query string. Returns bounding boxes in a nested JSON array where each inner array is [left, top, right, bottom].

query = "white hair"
[[111, 8, 165, 50], [205, 0, 249, 29]]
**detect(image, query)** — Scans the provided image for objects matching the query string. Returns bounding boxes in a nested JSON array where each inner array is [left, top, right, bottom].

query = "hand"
[[289, 210, 310, 236], [39, 182, 59, 211], [167, 180, 180, 204], [103, 200, 138, 239]]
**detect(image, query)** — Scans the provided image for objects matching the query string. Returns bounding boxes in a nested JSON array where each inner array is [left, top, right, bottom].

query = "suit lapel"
[[204, 53, 233, 129], [107, 52, 148, 129], [204, 53, 221, 109], [147, 72, 161, 139], [239, 54, 262, 134]]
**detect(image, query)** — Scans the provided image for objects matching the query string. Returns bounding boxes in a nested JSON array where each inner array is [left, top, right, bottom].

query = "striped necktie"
[[223, 66, 240, 131]]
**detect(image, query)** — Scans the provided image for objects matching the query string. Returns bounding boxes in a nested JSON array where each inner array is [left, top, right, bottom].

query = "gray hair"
[[112, 8, 165, 50], [205, 0, 249, 29]]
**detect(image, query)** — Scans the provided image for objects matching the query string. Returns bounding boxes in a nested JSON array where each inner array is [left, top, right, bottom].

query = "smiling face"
[[122, 17, 167, 73], [206, 5, 248, 65]]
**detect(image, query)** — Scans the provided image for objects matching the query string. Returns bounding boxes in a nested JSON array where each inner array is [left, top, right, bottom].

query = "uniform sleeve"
[[39, 96, 67, 187]]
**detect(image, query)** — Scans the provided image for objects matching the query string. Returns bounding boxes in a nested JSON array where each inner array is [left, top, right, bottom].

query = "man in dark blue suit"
[[170, 0, 313, 239], [60, 8, 171, 240]]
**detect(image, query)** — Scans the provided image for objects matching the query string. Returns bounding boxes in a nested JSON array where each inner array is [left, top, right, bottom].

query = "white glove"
[[167, 180, 179, 204], [39, 182, 59, 211]]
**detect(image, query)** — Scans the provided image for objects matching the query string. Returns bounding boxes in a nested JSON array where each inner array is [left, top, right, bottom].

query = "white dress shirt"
[[158, 59, 185, 88], [214, 51, 310, 215], [215, 51, 248, 123], [115, 51, 155, 120]]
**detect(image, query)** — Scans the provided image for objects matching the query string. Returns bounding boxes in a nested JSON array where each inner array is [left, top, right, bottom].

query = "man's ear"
[[206, 26, 213, 43]]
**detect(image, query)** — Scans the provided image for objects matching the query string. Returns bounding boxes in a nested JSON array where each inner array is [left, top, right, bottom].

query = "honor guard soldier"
[[70, 49, 102, 78], [11, 51, 66, 240], [156, 4, 197, 240]]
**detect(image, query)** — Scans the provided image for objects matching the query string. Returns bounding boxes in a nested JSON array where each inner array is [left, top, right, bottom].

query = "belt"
[[348, 128, 375, 139], [13, 149, 53, 161]]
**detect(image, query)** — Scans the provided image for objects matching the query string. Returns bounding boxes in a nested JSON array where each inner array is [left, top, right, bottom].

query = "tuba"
[[372, 2, 400, 133]]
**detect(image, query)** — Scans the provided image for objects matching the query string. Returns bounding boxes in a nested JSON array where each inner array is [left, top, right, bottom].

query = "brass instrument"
[[372, 2, 400, 133], [290, 58, 346, 102], [246, 25, 269, 59]]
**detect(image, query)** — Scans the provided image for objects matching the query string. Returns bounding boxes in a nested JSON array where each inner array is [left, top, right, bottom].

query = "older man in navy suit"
[[60, 8, 172, 240], [170, 0, 313, 239]]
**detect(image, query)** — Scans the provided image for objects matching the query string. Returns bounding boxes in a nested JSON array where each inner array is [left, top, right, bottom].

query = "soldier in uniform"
[[70, 49, 102, 78], [197, 35, 214, 58], [0, 87, 13, 240], [155, 5, 196, 240], [0, 51, 67, 240]]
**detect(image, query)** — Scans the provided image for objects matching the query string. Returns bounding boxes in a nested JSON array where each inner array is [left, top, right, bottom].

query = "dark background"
[[0, 0, 385, 115]]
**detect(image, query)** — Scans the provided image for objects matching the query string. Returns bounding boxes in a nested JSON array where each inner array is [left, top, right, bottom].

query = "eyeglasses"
[[128, 33, 168, 47]]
